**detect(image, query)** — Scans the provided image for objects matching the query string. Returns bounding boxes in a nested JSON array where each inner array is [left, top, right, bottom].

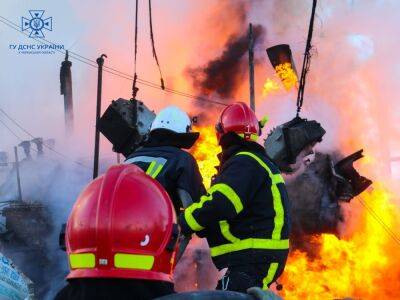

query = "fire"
[[275, 62, 298, 91], [280, 185, 400, 299], [262, 62, 298, 96], [263, 78, 281, 96], [191, 127, 400, 298], [191, 126, 221, 188]]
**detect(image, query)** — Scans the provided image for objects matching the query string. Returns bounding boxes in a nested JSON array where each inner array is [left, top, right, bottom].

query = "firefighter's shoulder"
[[222, 151, 264, 172]]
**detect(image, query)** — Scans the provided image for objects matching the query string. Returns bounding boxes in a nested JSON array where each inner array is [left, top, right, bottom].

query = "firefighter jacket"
[[125, 130, 205, 213], [180, 141, 291, 269]]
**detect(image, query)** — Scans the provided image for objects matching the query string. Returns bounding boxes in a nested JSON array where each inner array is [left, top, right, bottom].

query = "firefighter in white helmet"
[[125, 105, 206, 213]]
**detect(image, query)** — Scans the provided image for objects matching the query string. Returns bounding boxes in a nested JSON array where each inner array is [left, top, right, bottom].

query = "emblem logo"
[[21, 10, 52, 38]]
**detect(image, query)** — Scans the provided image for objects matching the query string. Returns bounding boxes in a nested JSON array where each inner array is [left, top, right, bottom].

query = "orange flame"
[[262, 78, 281, 96], [275, 62, 298, 91], [191, 126, 221, 188], [262, 62, 298, 97], [280, 185, 400, 299]]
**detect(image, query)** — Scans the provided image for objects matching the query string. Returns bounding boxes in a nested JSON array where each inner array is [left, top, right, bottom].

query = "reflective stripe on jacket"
[[125, 145, 205, 213], [181, 149, 290, 263]]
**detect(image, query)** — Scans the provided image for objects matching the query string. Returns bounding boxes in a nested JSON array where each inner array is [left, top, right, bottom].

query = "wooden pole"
[[248, 23, 256, 112], [93, 54, 107, 179], [14, 146, 22, 201]]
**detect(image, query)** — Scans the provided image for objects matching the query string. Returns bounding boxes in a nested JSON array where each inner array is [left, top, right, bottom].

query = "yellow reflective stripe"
[[184, 193, 212, 231], [219, 220, 240, 243], [236, 152, 285, 240], [210, 238, 289, 257], [69, 253, 95, 269], [114, 253, 154, 270], [262, 262, 279, 289], [184, 183, 243, 232], [209, 183, 243, 213], [152, 164, 164, 178], [184, 204, 205, 231], [146, 161, 156, 176], [236, 152, 284, 184], [271, 185, 285, 240], [238, 133, 259, 142], [145, 161, 164, 178]]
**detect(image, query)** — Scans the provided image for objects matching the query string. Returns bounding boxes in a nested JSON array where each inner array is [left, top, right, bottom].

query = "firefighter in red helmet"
[[180, 102, 291, 293], [55, 164, 180, 300]]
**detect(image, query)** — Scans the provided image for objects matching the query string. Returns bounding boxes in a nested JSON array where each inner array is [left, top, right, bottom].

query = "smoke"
[[0, 149, 117, 299], [186, 24, 265, 101], [185, 0, 266, 117]]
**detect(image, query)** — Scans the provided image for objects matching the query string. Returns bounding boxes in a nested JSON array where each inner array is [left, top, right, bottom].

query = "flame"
[[275, 62, 298, 91], [191, 127, 400, 298], [191, 126, 221, 188], [263, 78, 281, 96], [262, 62, 298, 97], [280, 185, 400, 299]]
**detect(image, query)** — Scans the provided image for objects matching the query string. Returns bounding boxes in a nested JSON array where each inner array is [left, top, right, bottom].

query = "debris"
[[287, 150, 372, 241], [98, 98, 155, 157], [264, 117, 326, 172]]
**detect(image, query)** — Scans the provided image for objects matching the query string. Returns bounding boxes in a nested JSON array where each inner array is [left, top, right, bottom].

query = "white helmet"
[[150, 106, 192, 133]]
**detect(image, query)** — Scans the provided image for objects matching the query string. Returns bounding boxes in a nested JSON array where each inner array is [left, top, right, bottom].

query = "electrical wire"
[[357, 199, 400, 246], [296, 0, 317, 116], [0, 108, 91, 170], [0, 15, 228, 107], [148, 0, 165, 90], [132, 0, 139, 98]]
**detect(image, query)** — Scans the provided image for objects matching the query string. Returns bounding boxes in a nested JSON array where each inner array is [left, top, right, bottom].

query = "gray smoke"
[[0, 149, 116, 299]]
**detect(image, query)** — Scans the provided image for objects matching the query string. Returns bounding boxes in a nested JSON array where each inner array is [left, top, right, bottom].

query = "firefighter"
[[55, 164, 180, 300], [179, 102, 291, 293], [125, 105, 206, 213]]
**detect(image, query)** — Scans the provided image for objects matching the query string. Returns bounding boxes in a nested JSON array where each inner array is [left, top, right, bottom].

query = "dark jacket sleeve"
[[180, 155, 264, 234], [176, 153, 206, 203]]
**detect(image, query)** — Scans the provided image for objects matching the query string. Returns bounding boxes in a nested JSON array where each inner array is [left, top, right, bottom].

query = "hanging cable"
[[0, 14, 230, 108], [0, 118, 24, 141], [0, 108, 91, 169], [132, 0, 139, 99], [357, 199, 400, 246], [148, 0, 165, 90], [296, 0, 317, 116]]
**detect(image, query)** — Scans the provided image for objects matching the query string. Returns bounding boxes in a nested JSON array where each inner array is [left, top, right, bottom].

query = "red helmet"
[[215, 102, 260, 142], [66, 164, 179, 282]]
